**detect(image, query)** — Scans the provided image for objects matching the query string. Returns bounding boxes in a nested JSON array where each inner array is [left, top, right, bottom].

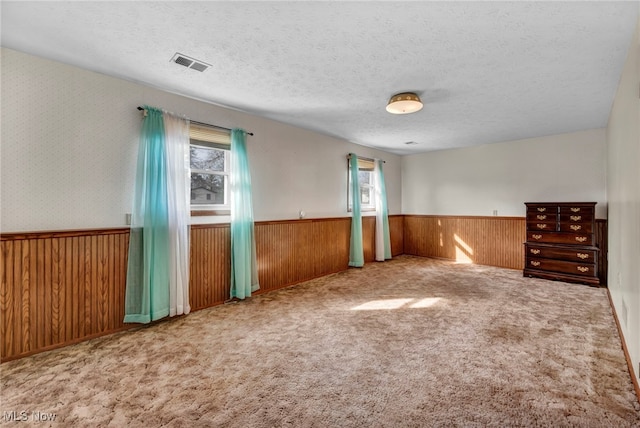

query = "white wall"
[[607, 16, 640, 386], [401, 129, 608, 219], [0, 48, 401, 232]]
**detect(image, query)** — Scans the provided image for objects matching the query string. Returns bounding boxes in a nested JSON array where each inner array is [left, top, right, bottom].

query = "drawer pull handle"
[[536, 215, 547, 220], [530, 249, 541, 255], [575, 236, 588, 243], [571, 207, 581, 212], [537, 207, 546, 212], [531, 261, 541, 267], [570, 225, 582, 231], [570, 215, 582, 221], [576, 253, 589, 259], [532, 234, 542, 240], [577, 266, 589, 273], [536, 224, 547, 229]]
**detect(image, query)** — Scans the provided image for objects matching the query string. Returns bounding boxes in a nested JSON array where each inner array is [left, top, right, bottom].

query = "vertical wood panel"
[[23, 241, 32, 354], [14, 241, 23, 356], [1, 229, 129, 362], [70, 237, 78, 338], [2, 214, 459, 362], [389, 215, 404, 256], [40, 239, 49, 348], [189, 225, 230, 311], [362, 216, 375, 262], [1, 241, 14, 358], [596, 219, 608, 286], [403, 215, 526, 270], [253, 218, 352, 295], [51, 238, 60, 345]]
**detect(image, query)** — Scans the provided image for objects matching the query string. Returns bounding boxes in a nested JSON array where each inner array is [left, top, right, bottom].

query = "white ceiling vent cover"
[[171, 53, 210, 72]]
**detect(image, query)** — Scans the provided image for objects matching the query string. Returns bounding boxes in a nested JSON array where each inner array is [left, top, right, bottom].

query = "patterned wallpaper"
[[1, 48, 403, 232], [1, 48, 140, 231]]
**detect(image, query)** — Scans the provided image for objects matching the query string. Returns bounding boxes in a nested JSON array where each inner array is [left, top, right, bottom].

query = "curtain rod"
[[137, 106, 254, 136], [347, 154, 385, 163]]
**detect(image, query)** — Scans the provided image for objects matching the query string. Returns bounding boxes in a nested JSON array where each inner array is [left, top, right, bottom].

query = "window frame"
[[347, 157, 376, 212], [189, 128, 231, 216]]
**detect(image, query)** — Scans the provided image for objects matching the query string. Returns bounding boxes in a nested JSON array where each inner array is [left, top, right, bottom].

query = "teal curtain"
[[374, 159, 392, 261], [349, 154, 364, 267], [230, 129, 260, 299], [124, 106, 170, 323]]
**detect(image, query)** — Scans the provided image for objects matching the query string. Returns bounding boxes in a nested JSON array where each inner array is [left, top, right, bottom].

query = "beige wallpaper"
[[1, 48, 140, 232], [1, 48, 401, 232], [401, 128, 608, 219], [606, 16, 640, 385]]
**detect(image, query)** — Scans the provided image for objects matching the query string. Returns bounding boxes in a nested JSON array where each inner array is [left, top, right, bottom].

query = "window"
[[348, 157, 375, 211], [189, 123, 231, 213]]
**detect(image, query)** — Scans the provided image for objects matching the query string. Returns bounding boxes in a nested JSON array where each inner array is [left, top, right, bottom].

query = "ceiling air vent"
[[171, 53, 211, 72]]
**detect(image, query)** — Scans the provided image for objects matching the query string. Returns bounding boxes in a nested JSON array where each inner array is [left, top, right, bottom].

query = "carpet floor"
[[1, 255, 639, 427]]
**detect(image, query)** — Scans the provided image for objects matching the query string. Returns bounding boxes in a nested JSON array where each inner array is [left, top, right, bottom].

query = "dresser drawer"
[[525, 244, 597, 263], [527, 231, 593, 246], [559, 205, 595, 216], [526, 258, 597, 277], [559, 222, 593, 233], [526, 212, 557, 222], [527, 221, 557, 231], [526, 204, 557, 215], [559, 213, 593, 223]]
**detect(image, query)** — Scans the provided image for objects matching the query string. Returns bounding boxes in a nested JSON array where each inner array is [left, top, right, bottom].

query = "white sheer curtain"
[[163, 113, 191, 316], [374, 159, 391, 261]]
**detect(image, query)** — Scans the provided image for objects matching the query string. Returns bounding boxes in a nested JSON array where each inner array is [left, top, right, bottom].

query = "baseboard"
[[606, 289, 640, 405], [0, 325, 134, 363]]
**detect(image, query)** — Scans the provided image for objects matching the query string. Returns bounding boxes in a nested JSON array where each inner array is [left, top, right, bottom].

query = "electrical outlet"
[[125, 213, 132, 225]]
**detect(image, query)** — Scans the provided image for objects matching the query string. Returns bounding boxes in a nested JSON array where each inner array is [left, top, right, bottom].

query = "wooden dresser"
[[524, 202, 599, 286]]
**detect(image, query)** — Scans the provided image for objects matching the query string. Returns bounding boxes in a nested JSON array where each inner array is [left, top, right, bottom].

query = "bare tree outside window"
[[190, 145, 228, 206]]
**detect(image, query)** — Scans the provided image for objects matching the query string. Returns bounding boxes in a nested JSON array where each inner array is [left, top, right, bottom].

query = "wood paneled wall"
[[0, 215, 606, 361], [255, 218, 351, 292], [596, 219, 608, 286], [1, 215, 404, 361], [389, 215, 404, 257], [403, 215, 527, 269], [404, 216, 608, 284], [189, 225, 230, 311], [0, 229, 130, 361]]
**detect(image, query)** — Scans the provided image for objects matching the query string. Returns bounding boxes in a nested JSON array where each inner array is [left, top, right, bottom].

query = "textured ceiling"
[[2, 1, 638, 155]]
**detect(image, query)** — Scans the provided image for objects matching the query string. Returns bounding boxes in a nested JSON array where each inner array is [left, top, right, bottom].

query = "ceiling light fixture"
[[386, 92, 423, 114]]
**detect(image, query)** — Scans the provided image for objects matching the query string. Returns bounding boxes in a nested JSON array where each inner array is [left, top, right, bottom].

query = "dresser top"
[[524, 202, 597, 206]]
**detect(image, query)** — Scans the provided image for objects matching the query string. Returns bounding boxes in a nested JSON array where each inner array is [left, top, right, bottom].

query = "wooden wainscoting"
[[255, 218, 351, 292], [363, 215, 404, 260], [403, 215, 527, 270], [0, 229, 130, 362], [189, 224, 231, 311], [1, 215, 403, 361], [596, 219, 608, 286], [389, 215, 404, 257], [404, 216, 608, 284]]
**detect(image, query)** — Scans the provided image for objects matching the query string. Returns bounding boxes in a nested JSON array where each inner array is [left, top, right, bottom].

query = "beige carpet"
[[1, 255, 639, 427]]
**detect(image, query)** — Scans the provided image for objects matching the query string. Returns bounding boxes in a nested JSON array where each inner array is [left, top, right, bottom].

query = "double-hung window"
[[348, 157, 375, 211], [189, 123, 230, 214]]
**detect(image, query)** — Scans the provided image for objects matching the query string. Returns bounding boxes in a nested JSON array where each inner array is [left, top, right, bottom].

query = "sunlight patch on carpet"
[[351, 297, 441, 310]]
